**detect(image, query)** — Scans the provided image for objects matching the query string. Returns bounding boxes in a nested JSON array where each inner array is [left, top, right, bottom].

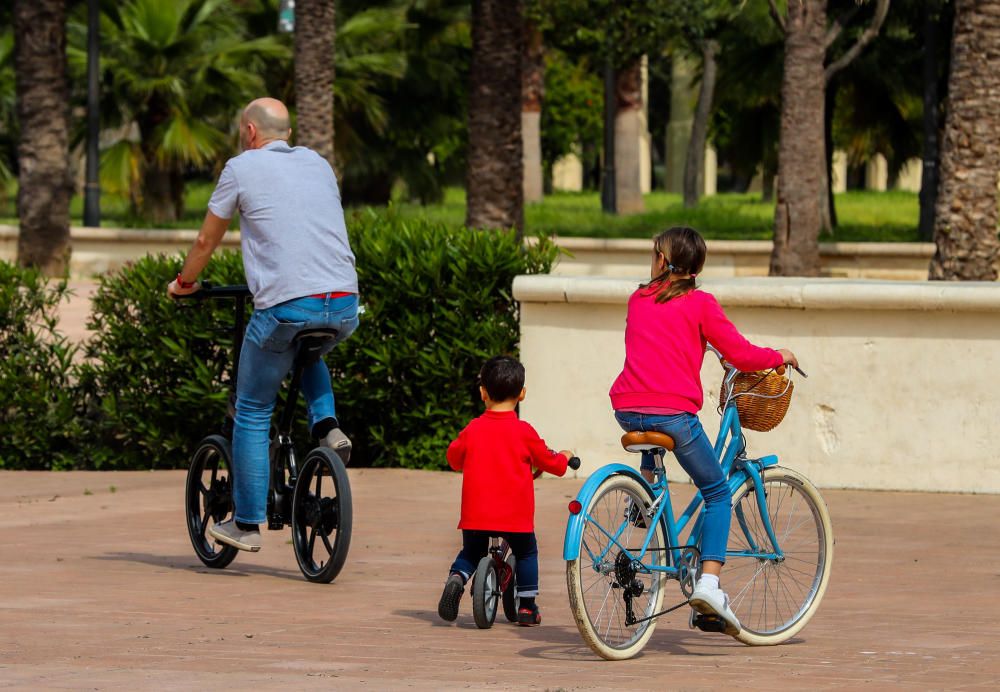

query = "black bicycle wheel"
[[185, 435, 239, 569], [502, 553, 519, 622], [291, 447, 353, 583], [472, 555, 499, 629]]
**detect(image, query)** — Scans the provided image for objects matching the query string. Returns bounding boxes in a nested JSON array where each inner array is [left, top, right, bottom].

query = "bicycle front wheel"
[[185, 435, 239, 569], [726, 466, 834, 645], [291, 448, 353, 583], [566, 474, 667, 660]]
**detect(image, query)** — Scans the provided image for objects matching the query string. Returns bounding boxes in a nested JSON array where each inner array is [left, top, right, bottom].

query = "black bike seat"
[[293, 328, 339, 343]]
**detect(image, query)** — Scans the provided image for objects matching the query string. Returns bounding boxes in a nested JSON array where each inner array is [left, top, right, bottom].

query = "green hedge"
[[2, 214, 556, 470], [0, 264, 79, 469]]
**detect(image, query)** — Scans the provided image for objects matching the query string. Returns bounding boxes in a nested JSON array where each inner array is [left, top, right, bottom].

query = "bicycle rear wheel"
[[291, 448, 353, 583], [184, 435, 239, 569], [566, 474, 667, 660], [726, 466, 833, 645]]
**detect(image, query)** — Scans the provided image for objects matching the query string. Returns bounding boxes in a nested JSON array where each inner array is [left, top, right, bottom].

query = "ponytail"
[[640, 226, 706, 303]]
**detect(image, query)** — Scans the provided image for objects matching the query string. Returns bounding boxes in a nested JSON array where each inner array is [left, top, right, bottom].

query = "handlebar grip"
[[567, 456, 581, 471]]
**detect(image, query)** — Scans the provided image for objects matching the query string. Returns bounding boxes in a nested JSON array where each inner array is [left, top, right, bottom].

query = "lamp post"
[[83, 0, 100, 227]]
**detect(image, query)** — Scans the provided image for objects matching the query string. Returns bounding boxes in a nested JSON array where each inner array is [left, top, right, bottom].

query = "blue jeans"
[[450, 530, 539, 597], [232, 294, 359, 524], [614, 410, 731, 564]]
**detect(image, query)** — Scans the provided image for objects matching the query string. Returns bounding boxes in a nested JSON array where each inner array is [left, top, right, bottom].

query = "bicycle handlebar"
[[568, 456, 581, 471], [706, 342, 807, 378], [173, 281, 252, 300]]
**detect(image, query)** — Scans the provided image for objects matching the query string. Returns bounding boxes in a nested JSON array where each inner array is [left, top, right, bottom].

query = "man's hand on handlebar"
[[167, 278, 202, 299]]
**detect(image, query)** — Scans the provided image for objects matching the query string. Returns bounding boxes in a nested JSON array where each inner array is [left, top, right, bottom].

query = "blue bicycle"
[[564, 355, 833, 660]]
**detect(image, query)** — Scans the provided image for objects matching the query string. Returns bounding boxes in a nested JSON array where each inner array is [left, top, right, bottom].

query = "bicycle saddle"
[[620, 431, 676, 452], [293, 328, 339, 343]]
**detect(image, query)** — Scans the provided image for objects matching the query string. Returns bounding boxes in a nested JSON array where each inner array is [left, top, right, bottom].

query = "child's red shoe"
[[517, 604, 541, 626]]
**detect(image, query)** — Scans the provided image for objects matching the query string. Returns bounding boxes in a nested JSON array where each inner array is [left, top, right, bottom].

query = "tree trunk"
[[761, 158, 777, 203], [822, 77, 838, 232], [683, 40, 718, 209], [522, 18, 544, 204], [929, 0, 1000, 281], [14, 0, 72, 275], [769, 0, 827, 277], [295, 0, 336, 168], [466, 0, 524, 234], [918, 0, 943, 242], [614, 59, 644, 215]]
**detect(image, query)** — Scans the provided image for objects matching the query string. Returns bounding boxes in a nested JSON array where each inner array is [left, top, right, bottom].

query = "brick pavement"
[[1, 468, 998, 690]]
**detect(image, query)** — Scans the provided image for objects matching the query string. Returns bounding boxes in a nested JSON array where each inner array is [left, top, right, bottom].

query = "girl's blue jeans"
[[450, 530, 539, 597], [232, 294, 359, 524], [614, 410, 731, 564]]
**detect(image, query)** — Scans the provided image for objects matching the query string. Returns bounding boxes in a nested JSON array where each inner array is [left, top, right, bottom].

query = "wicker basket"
[[719, 368, 793, 432]]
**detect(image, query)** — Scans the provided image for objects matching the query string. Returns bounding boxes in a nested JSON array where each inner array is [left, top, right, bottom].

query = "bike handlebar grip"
[[568, 456, 581, 470]]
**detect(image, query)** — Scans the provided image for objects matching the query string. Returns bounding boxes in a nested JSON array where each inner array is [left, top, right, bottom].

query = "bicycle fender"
[[563, 463, 650, 561]]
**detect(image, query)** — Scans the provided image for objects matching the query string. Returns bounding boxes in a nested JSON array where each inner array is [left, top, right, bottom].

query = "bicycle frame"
[[563, 401, 781, 577]]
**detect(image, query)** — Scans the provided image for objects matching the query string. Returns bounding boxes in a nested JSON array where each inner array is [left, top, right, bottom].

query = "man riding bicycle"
[[167, 97, 358, 553]]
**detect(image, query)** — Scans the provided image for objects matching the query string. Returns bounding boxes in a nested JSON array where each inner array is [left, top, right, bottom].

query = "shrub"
[[335, 210, 557, 468], [76, 252, 248, 468], [76, 212, 556, 470], [0, 262, 79, 469]]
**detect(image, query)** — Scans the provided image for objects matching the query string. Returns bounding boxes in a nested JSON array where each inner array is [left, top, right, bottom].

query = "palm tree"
[[13, 0, 71, 275], [928, 0, 1000, 280], [767, 0, 889, 276], [294, 0, 336, 168], [67, 0, 287, 224], [466, 0, 524, 234]]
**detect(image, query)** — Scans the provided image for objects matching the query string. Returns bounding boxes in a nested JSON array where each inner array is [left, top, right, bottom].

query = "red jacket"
[[447, 410, 569, 533]]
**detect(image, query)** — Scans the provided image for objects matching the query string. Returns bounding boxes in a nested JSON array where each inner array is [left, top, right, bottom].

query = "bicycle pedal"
[[692, 613, 727, 633]]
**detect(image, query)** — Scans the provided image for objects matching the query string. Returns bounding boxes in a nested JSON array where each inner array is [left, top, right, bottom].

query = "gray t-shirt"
[[207, 140, 358, 309]]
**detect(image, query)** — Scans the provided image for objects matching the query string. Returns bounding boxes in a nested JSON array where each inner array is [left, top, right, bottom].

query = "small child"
[[437, 355, 573, 626]]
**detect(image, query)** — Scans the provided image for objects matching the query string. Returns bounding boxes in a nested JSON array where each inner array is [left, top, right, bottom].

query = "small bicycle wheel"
[[472, 556, 499, 629], [185, 435, 239, 569], [501, 553, 519, 622], [726, 466, 834, 646], [566, 474, 667, 660], [291, 448, 353, 583]]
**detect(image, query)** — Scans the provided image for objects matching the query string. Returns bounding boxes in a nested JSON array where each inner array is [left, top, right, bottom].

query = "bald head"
[[240, 98, 291, 149]]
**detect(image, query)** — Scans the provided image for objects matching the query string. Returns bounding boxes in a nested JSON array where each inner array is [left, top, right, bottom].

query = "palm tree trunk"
[[14, 0, 72, 275], [918, 0, 943, 242], [770, 0, 827, 277], [683, 40, 718, 209], [466, 0, 524, 234], [614, 59, 644, 215], [522, 18, 544, 204], [295, 0, 336, 168], [929, 0, 1000, 280]]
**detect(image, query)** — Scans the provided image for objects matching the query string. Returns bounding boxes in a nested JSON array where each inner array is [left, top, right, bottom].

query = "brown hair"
[[640, 226, 707, 303]]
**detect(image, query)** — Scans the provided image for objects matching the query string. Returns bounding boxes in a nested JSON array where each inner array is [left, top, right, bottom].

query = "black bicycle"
[[179, 284, 352, 583]]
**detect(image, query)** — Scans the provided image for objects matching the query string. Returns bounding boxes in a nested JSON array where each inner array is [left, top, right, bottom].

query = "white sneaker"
[[689, 584, 741, 636]]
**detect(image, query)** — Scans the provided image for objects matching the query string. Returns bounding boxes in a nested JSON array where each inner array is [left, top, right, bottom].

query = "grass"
[[1, 179, 921, 242]]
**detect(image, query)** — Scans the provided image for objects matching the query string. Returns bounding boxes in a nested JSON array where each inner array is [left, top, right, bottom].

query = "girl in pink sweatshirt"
[[609, 226, 798, 637]]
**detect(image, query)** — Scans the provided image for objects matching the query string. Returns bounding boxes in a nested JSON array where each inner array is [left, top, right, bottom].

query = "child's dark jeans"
[[450, 530, 539, 597]]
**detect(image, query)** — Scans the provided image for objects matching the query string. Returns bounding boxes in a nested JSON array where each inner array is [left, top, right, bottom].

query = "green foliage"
[[0, 263, 79, 469], [76, 252, 248, 468], [30, 213, 555, 470], [0, 25, 15, 184], [66, 0, 288, 217], [331, 211, 557, 468], [540, 49, 602, 175]]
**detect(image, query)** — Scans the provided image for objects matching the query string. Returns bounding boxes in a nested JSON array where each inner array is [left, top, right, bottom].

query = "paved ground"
[[1, 469, 998, 690]]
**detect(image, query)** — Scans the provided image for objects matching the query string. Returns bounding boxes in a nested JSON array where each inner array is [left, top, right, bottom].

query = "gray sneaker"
[[320, 427, 352, 464], [689, 584, 741, 636], [209, 520, 262, 552]]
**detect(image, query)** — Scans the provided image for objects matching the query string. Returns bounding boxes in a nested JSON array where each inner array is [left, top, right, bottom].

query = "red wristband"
[[176, 273, 197, 289]]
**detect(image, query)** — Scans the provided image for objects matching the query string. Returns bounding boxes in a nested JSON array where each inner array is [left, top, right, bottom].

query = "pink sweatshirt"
[[610, 287, 784, 414]]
